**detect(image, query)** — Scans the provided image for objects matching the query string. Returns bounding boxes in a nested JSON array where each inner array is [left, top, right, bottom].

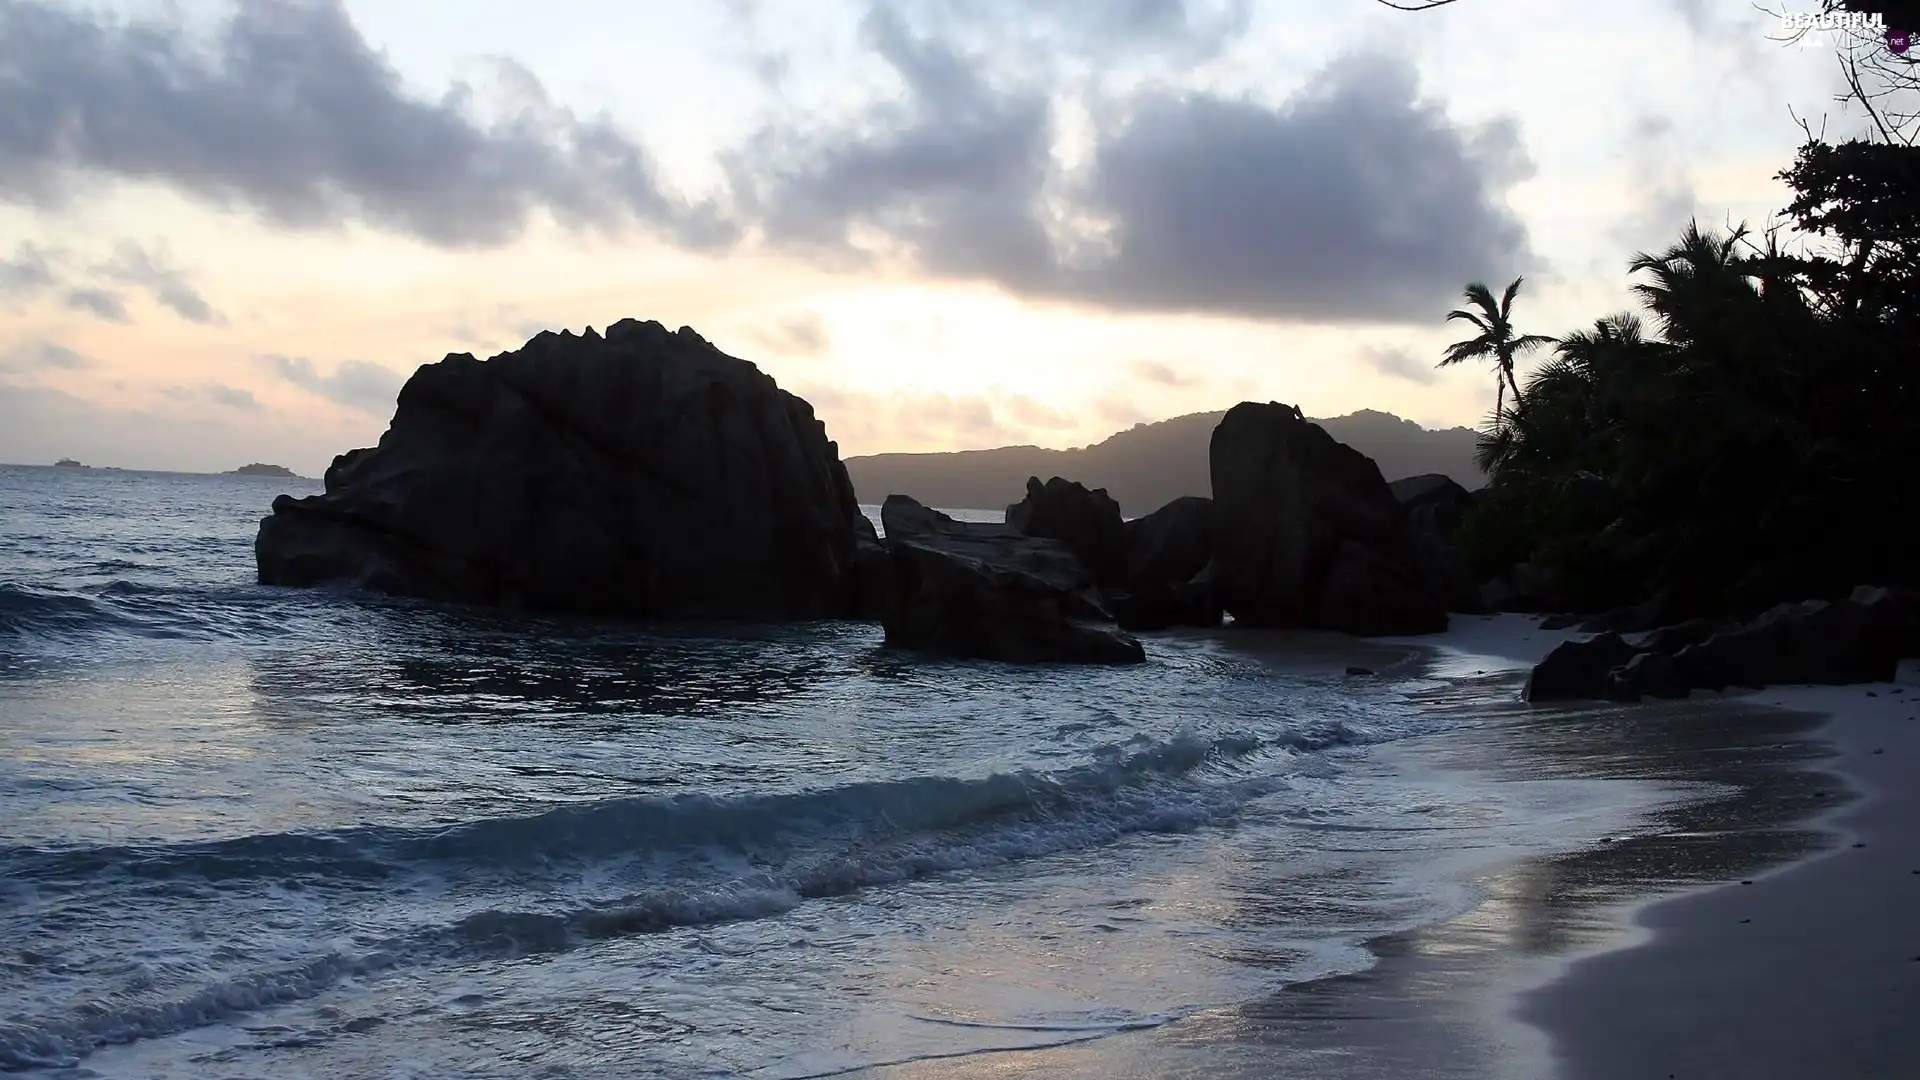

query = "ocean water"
[[0, 464, 1695, 1078]]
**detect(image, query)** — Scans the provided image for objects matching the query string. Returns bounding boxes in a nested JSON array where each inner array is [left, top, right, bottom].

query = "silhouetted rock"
[[1209, 402, 1446, 635], [1604, 650, 1688, 702], [255, 320, 869, 619], [1124, 496, 1215, 589], [1525, 584, 1920, 701], [1005, 476, 1128, 588], [879, 495, 1144, 664], [227, 463, 299, 478], [850, 514, 895, 621], [1104, 495, 1222, 630], [1391, 472, 1484, 613], [1523, 632, 1639, 702]]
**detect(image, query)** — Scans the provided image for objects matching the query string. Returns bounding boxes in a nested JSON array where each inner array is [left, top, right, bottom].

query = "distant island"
[[842, 408, 1483, 516], [54, 458, 87, 468], [226, 463, 301, 478]]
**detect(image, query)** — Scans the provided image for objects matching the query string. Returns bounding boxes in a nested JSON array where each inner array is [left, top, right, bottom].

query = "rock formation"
[[1390, 473, 1485, 614], [1209, 402, 1447, 635], [1523, 585, 1920, 702], [880, 495, 1144, 664], [256, 320, 869, 619], [1004, 476, 1129, 588], [1109, 495, 1221, 631]]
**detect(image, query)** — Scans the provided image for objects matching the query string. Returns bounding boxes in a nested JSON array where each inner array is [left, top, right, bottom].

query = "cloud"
[[96, 242, 222, 325], [1607, 116, 1702, 254], [742, 312, 831, 357], [1356, 344, 1437, 384], [163, 381, 259, 409], [260, 355, 406, 414], [0, 338, 94, 373], [0, 242, 56, 300], [1129, 359, 1195, 386], [741, 14, 1537, 324], [0, 0, 733, 249], [64, 287, 129, 322]]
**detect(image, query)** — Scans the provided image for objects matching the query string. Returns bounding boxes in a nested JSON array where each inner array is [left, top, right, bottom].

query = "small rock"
[[1868, 690, 1879, 697], [1346, 665, 1375, 677], [1854, 842, 1867, 849], [1873, 748, 1885, 755], [1740, 918, 1751, 924], [1740, 879, 1754, 885]]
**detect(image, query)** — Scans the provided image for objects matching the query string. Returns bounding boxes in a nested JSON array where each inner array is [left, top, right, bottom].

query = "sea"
[[0, 463, 1801, 1079]]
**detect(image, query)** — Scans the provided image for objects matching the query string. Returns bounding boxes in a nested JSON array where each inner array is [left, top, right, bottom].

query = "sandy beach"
[[850, 614, 1920, 1080]]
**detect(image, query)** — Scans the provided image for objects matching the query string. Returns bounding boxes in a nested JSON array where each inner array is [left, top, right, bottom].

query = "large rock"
[[1209, 401, 1446, 634], [1108, 496, 1222, 631], [256, 320, 869, 619], [1005, 476, 1128, 588], [1390, 473, 1485, 614], [1523, 632, 1639, 702], [1524, 584, 1920, 701], [879, 496, 1144, 664], [1123, 496, 1215, 589]]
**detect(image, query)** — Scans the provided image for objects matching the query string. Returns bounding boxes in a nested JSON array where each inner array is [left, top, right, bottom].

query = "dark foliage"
[[1453, 139, 1920, 619]]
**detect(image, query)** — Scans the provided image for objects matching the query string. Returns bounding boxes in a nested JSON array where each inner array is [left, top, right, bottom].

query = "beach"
[[853, 616, 1920, 1080], [4, 464, 1916, 1078]]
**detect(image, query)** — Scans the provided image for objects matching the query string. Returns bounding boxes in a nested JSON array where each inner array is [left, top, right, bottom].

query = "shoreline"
[[848, 614, 1895, 1079], [1518, 674, 1920, 1079]]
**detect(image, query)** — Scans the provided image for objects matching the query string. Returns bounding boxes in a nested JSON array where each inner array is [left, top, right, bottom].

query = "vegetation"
[[1450, 138, 1920, 618]]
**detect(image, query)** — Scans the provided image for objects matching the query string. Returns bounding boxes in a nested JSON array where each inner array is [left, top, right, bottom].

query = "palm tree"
[[1439, 278, 1557, 417]]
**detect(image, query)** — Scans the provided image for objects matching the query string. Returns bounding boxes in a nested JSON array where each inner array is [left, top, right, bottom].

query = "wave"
[[0, 729, 1362, 1069], [5, 729, 1354, 887]]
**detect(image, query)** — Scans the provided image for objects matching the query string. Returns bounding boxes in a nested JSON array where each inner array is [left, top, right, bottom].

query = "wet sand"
[[1520, 677, 1920, 1079], [850, 615, 1912, 1080]]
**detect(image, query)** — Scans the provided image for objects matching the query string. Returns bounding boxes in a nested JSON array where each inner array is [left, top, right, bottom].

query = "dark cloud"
[[0, 338, 93, 372], [0, 0, 732, 249], [260, 355, 405, 413], [743, 17, 1536, 324], [163, 381, 259, 409], [739, 6, 1056, 281], [0, 243, 56, 299], [1356, 344, 1437, 384], [1129, 359, 1195, 387], [743, 312, 830, 357], [64, 287, 129, 323], [97, 242, 222, 325]]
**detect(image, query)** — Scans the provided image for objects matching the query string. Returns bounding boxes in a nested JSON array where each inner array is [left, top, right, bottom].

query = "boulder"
[[1522, 632, 1639, 702], [850, 514, 895, 621], [1123, 496, 1215, 590], [256, 320, 869, 619], [1209, 401, 1446, 635], [1005, 476, 1128, 588], [879, 496, 1144, 664], [1316, 540, 1449, 636], [1391, 473, 1485, 614], [1524, 584, 1920, 701], [1109, 496, 1221, 631], [1604, 650, 1689, 702]]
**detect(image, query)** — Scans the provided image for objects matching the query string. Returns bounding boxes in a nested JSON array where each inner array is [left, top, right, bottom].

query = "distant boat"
[[226, 463, 301, 478], [54, 458, 87, 469]]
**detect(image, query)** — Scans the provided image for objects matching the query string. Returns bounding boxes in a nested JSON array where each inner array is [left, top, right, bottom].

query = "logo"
[[1780, 10, 1886, 33], [1778, 10, 1910, 53]]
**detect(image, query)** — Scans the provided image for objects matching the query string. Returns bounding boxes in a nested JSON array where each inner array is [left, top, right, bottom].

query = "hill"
[[843, 408, 1483, 516]]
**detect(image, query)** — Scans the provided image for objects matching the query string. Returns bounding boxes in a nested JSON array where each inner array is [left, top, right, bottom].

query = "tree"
[[1438, 278, 1555, 418]]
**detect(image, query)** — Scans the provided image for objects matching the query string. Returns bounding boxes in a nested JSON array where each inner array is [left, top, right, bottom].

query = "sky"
[[0, 0, 1878, 474]]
